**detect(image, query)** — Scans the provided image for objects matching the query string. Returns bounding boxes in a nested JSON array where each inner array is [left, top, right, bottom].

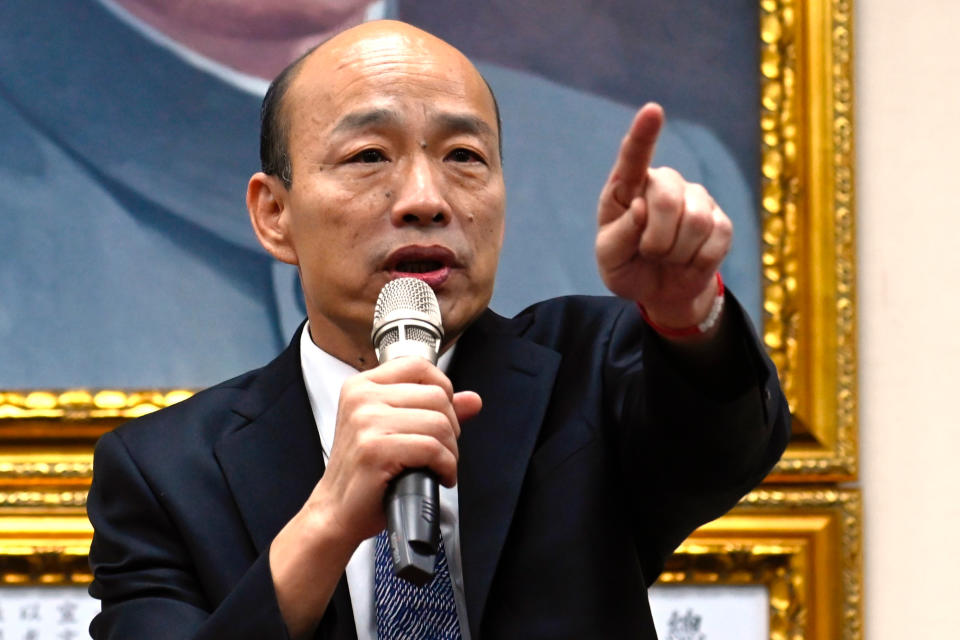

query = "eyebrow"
[[434, 112, 495, 139], [330, 108, 403, 135], [330, 108, 495, 140]]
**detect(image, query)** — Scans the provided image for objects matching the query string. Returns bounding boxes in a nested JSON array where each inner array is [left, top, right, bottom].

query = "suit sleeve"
[[87, 430, 293, 640], [604, 291, 791, 584]]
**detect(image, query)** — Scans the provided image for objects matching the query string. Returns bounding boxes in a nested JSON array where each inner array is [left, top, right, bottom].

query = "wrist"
[[299, 491, 368, 560], [272, 507, 354, 582], [269, 504, 357, 638], [637, 272, 725, 339]]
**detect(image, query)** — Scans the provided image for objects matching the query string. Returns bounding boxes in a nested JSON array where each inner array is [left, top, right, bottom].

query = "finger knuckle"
[[440, 446, 458, 471], [684, 188, 712, 215], [426, 385, 449, 406], [398, 356, 428, 376], [650, 187, 683, 214], [418, 360, 445, 385], [436, 372, 454, 394], [686, 209, 714, 235], [692, 257, 715, 272], [655, 166, 683, 184], [339, 377, 361, 399], [426, 437, 449, 461], [354, 433, 381, 464], [715, 214, 734, 238], [351, 404, 382, 428], [640, 234, 671, 257], [427, 411, 452, 435], [441, 455, 458, 481], [695, 243, 730, 269]]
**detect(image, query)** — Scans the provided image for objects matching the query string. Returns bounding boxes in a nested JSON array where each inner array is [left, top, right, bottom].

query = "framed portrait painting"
[[0, 1, 860, 635], [0, 0, 856, 483]]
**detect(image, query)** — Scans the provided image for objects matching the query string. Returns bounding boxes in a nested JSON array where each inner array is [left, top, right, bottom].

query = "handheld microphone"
[[371, 277, 444, 586]]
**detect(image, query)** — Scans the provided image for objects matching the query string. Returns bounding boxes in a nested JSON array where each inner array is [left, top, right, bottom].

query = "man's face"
[[276, 24, 505, 366]]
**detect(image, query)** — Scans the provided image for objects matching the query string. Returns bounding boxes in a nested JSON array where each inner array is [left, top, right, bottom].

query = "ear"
[[247, 172, 298, 265]]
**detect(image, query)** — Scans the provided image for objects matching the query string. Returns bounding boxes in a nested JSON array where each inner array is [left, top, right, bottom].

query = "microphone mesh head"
[[377, 325, 436, 350], [373, 277, 442, 328]]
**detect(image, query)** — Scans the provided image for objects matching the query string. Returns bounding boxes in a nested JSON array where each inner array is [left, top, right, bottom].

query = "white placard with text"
[[0, 583, 768, 638], [649, 584, 769, 640], [0, 587, 99, 640]]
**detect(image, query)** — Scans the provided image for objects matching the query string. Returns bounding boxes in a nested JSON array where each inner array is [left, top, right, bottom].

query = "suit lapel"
[[450, 311, 561, 638], [210, 313, 559, 639], [214, 327, 322, 552], [213, 326, 356, 639]]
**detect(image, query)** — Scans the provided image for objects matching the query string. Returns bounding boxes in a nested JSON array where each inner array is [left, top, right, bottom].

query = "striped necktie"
[[374, 529, 462, 640]]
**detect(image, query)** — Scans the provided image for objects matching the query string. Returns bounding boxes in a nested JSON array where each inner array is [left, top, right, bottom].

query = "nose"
[[390, 155, 452, 227]]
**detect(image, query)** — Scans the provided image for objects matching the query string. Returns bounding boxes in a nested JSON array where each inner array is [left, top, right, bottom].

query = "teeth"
[[397, 260, 442, 273]]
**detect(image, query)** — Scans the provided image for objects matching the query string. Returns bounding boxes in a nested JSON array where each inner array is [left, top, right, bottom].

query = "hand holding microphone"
[[371, 277, 448, 584], [305, 278, 480, 586]]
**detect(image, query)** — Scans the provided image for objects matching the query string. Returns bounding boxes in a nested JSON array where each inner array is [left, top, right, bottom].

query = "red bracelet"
[[637, 272, 725, 338]]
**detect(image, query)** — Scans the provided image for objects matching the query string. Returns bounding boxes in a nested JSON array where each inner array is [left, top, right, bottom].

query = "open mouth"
[[395, 260, 445, 274], [386, 246, 457, 288]]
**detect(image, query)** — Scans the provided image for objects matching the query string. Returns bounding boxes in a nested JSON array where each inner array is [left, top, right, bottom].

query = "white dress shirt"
[[299, 323, 471, 639]]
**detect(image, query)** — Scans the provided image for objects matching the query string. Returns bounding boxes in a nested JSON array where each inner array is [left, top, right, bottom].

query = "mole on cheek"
[[384, 190, 393, 199], [419, 140, 427, 149]]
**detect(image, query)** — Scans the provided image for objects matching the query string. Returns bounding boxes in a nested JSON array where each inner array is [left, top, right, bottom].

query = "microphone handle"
[[371, 278, 445, 586], [384, 468, 440, 586]]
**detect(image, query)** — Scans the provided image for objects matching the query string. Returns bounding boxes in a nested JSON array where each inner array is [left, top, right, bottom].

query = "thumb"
[[452, 390, 482, 424]]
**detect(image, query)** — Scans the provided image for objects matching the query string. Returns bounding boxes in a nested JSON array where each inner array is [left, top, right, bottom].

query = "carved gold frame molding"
[[0, 508, 92, 586], [0, 390, 191, 498], [760, 0, 857, 481], [0, 489, 861, 640], [663, 487, 862, 640]]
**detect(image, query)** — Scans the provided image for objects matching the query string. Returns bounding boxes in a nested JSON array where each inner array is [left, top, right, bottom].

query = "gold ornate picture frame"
[[0, 510, 92, 585], [0, 390, 191, 506], [759, 0, 857, 481], [658, 487, 862, 639], [0, 0, 858, 488], [0, 489, 860, 640], [0, 0, 859, 633], [0, 509, 96, 637]]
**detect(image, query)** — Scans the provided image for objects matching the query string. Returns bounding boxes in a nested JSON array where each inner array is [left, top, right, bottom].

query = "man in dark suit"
[[87, 19, 789, 639]]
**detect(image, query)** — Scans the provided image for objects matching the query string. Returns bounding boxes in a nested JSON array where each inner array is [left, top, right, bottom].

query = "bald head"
[[259, 20, 501, 187]]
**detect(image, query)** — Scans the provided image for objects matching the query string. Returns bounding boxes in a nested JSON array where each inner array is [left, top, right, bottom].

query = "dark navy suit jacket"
[[87, 295, 789, 639]]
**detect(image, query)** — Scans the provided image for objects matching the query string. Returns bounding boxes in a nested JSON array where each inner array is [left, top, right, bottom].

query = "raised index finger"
[[607, 103, 665, 213]]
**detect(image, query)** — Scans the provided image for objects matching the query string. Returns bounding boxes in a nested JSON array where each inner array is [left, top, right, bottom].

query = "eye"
[[447, 148, 484, 164], [347, 148, 388, 163]]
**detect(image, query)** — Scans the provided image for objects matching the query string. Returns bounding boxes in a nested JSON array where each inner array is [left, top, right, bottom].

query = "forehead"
[[285, 31, 496, 139]]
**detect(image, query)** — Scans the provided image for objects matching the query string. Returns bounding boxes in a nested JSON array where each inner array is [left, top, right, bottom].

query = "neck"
[[306, 322, 377, 371]]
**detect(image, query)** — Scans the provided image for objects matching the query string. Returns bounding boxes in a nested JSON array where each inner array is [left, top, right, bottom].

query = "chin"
[[443, 295, 488, 332]]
